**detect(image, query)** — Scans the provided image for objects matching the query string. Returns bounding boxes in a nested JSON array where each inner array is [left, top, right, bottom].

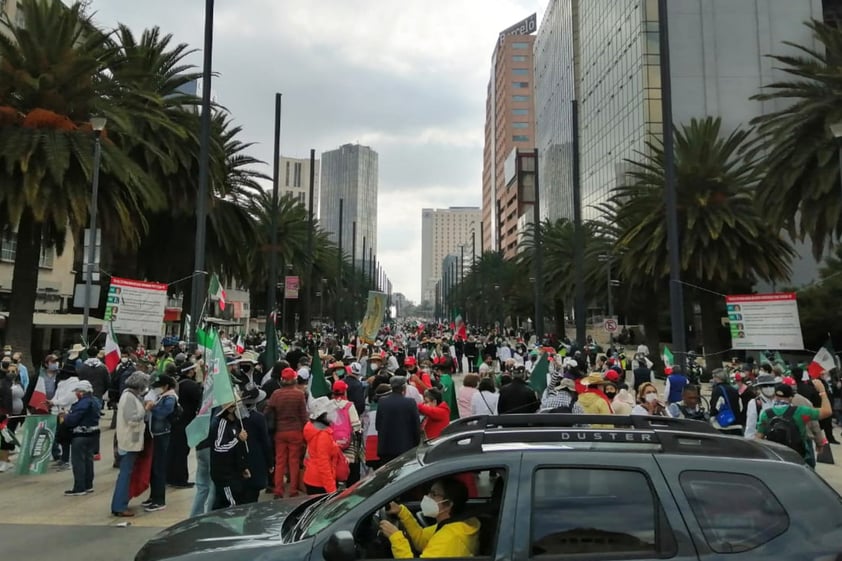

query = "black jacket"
[[211, 416, 248, 483], [77, 360, 110, 400], [375, 392, 421, 458], [344, 376, 366, 416], [498, 378, 539, 415], [176, 377, 202, 425]]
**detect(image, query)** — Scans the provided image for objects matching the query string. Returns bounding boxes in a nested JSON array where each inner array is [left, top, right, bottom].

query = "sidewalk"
[[1, 412, 842, 529]]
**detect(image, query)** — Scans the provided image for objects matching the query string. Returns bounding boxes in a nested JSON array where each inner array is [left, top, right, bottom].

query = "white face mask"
[[371, 364, 380, 372], [153, 387, 163, 396], [420, 495, 444, 518], [760, 387, 776, 398], [120, 357, 128, 364], [644, 392, 658, 403]]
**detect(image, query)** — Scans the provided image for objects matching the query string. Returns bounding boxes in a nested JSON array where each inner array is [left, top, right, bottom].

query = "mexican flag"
[[529, 352, 549, 395], [186, 328, 236, 447], [662, 346, 674, 367], [235, 335, 245, 354], [808, 341, 836, 379], [208, 273, 227, 311], [309, 349, 331, 399], [103, 323, 120, 373]]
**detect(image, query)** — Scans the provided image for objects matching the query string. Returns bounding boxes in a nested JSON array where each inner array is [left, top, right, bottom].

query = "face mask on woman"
[[644, 392, 658, 403], [47, 362, 58, 371], [760, 387, 776, 398], [420, 494, 446, 518]]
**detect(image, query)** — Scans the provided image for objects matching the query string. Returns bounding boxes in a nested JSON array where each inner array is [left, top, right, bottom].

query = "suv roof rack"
[[439, 414, 720, 437], [423, 414, 774, 464]]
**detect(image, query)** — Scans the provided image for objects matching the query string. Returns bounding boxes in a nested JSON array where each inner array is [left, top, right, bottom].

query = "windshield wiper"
[[292, 493, 336, 540]]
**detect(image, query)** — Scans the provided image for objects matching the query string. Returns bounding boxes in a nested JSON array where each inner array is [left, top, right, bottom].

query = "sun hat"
[[309, 396, 335, 420]]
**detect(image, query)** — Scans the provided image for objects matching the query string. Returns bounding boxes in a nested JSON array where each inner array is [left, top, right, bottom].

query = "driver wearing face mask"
[[378, 477, 480, 559], [744, 373, 780, 439]]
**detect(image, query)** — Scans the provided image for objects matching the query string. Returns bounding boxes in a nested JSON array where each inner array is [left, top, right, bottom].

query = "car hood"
[[135, 495, 314, 561]]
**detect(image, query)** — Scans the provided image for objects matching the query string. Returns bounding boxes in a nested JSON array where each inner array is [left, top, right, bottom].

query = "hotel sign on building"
[[498, 13, 537, 46]]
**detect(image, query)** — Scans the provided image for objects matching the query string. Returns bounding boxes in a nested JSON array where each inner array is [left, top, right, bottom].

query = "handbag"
[[715, 389, 736, 427], [333, 447, 350, 482]]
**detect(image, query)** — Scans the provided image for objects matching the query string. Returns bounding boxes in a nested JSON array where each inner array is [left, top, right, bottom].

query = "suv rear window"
[[530, 468, 665, 557], [679, 471, 789, 553]]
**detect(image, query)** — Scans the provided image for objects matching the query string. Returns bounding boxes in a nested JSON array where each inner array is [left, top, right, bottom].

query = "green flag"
[[476, 354, 484, 368], [439, 373, 460, 420], [663, 346, 674, 367], [529, 353, 549, 395], [310, 350, 331, 399], [14, 415, 57, 475], [186, 329, 236, 447]]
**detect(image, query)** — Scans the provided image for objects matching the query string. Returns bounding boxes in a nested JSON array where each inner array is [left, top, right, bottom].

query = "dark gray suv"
[[135, 414, 842, 561]]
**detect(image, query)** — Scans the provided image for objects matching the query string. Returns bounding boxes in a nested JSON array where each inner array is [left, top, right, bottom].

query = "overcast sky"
[[90, 0, 548, 303]]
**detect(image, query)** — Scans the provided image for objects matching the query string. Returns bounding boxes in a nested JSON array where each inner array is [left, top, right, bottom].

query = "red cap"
[[404, 356, 417, 366], [332, 380, 348, 394], [782, 376, 797, 387], [604, 370, 620, 383], [281, 368, 298, 381], [734, 372, 743, 383]]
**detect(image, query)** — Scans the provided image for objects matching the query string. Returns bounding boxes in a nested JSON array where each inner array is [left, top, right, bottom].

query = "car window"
[[301, 458, 423, 538], [679, 471, 789, 553], [529, 468, 661, 557]]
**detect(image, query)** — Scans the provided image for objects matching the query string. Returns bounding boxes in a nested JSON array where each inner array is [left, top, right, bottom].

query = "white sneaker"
[[0, 461, 12, 473]]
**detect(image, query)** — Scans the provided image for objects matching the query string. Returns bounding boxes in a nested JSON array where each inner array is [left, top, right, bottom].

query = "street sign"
[[603, 318, 619, 334]]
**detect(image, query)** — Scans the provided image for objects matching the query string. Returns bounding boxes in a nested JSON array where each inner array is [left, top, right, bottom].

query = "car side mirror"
[[324, 530, 356, 561]]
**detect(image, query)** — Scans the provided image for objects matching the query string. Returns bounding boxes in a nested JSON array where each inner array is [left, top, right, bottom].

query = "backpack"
[[765, 406, 806, 455], [165, 396, 183, 425], [332, 402, 353, 450]]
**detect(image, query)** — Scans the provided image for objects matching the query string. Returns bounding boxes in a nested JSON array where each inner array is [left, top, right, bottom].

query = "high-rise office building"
[[280, 156, 320, 217], [535, 0, 823, 224], [482, 14, 538, 259], [420, 207, 481, 305], [319, 144, 378, 259]]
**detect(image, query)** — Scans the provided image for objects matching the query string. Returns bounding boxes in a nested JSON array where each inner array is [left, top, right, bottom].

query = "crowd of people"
[[1, 325, 842, 525]]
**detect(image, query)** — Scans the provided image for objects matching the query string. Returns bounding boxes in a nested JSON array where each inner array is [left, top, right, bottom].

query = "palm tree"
[[518, 218, 612, 338], [750, 20, 842, 257], [609, 117, 795, 357], [0, 0, 165, 354]]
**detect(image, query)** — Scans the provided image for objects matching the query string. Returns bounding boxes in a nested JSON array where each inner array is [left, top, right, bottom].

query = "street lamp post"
[[494, 284, 503, 333], [81, 116, 107, 342]]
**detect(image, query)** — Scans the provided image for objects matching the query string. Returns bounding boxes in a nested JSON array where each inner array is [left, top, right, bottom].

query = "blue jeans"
[[70, 435, 97, 492], [149, 433, 171, 504], [110, 451, 138, 513], [190, 447, 215, 518]]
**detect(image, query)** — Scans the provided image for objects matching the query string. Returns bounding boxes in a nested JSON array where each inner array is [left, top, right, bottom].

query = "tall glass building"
[[534, 0, 823, 222], [319, 144, 379, 258]]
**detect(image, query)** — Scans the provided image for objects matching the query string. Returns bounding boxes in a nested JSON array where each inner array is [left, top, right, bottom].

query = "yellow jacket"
[[388, 504, 480, 558]]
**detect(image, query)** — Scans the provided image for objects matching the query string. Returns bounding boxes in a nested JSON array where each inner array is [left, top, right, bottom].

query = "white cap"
[[72, 380, 94, 393], [297, 367, 311, 381]]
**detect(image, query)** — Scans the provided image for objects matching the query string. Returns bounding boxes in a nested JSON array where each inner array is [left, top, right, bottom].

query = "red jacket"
[[303, 422, 339, 492], [418, 401, 451, 439]]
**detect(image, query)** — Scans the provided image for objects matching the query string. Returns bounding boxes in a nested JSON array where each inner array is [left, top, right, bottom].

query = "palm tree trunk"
[[699, 290, 725, 360], [553, 297, 566, 339], [6, 209, 43, 361]]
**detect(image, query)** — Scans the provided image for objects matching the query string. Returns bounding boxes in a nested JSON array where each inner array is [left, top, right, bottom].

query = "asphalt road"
[[0, 524, 160, 561]]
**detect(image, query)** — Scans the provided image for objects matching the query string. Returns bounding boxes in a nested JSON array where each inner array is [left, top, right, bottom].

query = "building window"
[[285, 161, 290, 186], [298, 192, 306, 205], [513, 95, 529, 102], [679, 471, 788, 553], [513, 122, 529, 129], [513, 81, 529, 88], [513, 55, 527, 62], [294, 162, 302, 187], [0, 232, 54, 268], [512, 42, 528, 49], [513, 68, 529, 75], [513, 135, 530, 142], [530, 468, 671, 557], [513, 109, 529, 116]]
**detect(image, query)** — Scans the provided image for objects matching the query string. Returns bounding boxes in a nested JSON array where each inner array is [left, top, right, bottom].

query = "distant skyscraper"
[[280, 156, 320, 218], [421, 207, 481, 305], [319, 144, 378, 259], [482, 14, 538, 259]]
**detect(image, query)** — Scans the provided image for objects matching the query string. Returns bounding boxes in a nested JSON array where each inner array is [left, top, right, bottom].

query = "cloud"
[[88, 0, 548, 302]]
